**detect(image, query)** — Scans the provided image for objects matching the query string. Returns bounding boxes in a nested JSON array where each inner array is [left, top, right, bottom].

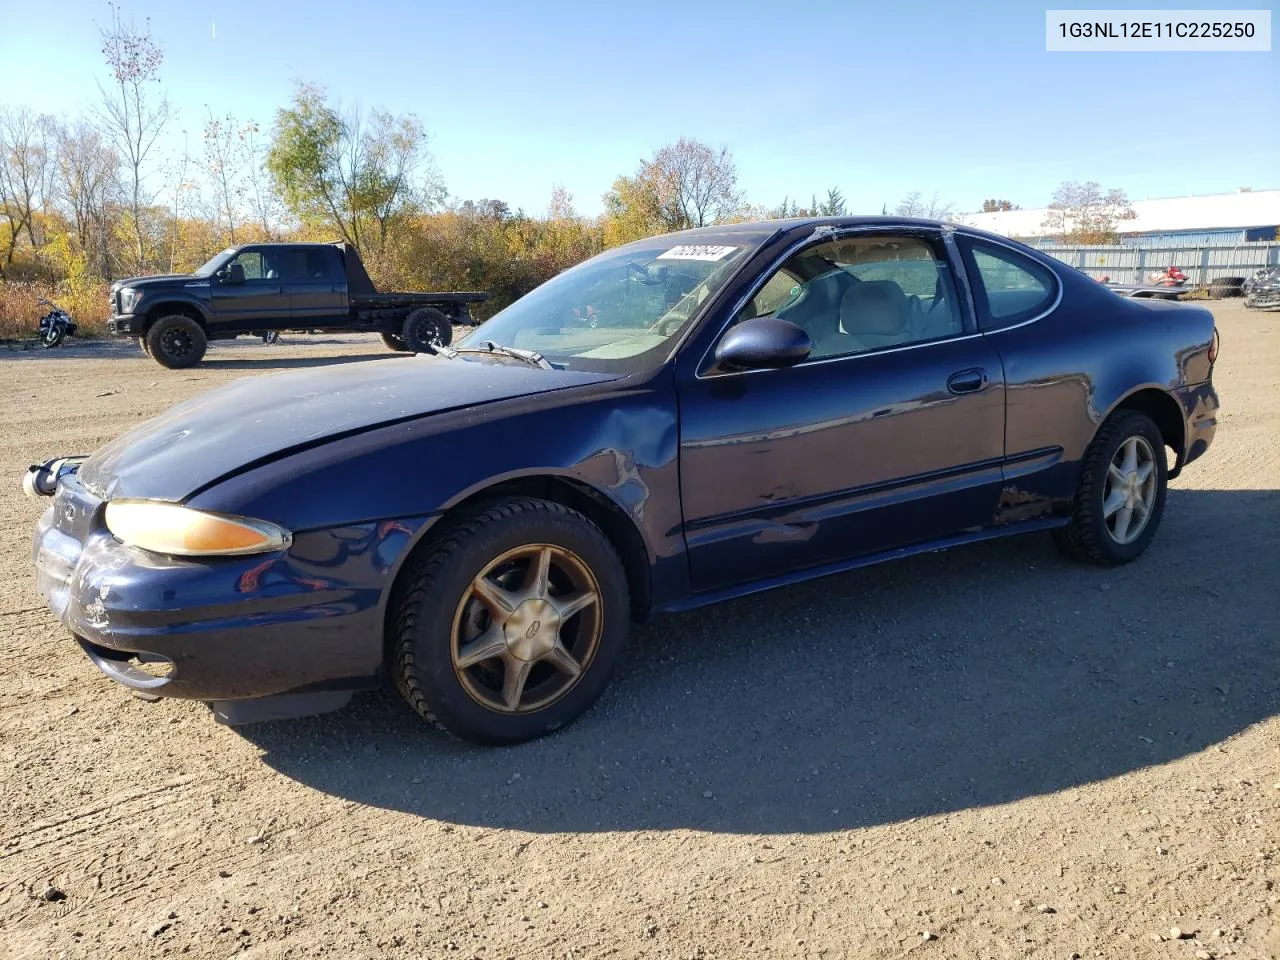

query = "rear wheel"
[[401, 307, 452, 353], [145, 315, 207, 369], [391, 497, 630, 745], [381, 331, 413, 352], [1053, 410, 1168, 566]]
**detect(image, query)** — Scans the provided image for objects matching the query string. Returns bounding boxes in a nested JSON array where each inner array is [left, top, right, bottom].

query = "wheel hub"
[[503, 598, 561, 662]]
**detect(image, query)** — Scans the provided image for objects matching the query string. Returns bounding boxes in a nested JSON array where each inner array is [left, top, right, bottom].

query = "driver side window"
[[743, 234, 965, 360], [230, 250, 265, 281]]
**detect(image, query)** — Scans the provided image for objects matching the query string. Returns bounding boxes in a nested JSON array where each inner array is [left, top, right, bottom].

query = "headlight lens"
[[120, 287, 141, 312], [104, 500, 292, 557]]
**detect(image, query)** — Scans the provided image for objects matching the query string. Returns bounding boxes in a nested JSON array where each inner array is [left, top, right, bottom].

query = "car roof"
[[657, 216, 1014, 245]]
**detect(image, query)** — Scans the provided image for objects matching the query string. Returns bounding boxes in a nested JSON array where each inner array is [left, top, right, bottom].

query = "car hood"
[[78, 356, 619, 502]]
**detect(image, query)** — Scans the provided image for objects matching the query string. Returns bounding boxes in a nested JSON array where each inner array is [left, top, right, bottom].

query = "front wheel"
[[1053, 410, 1168, 566], [391, 497, 630, 745], [145, 315, 208, 369]]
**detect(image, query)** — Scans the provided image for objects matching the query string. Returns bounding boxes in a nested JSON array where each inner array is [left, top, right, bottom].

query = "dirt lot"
[[1, 308, 1276, 960]]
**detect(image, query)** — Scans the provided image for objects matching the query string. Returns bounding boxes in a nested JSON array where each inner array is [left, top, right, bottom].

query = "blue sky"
[[1, 0, 1275, 216]]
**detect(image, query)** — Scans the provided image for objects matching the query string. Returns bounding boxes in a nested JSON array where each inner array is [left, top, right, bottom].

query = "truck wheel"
[[381, 332, 413, 352], [135, 337, 151, 358], [402, 307, 452, 353], [145, 315, 208, 369]]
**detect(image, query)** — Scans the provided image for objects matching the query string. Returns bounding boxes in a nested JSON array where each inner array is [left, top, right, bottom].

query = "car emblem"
[[525, 620, 541, 640]]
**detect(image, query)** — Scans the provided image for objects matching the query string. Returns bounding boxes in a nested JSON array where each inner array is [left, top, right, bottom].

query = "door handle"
[[947, 368, 987, 394]]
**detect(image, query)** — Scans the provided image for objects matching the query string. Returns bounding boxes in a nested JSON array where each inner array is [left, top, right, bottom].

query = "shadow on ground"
[[0, 335, 396, 369], [242, 488, 1280, 834]]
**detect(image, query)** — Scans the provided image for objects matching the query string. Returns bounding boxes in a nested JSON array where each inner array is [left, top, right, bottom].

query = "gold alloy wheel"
[[450, 543, 603, 714]]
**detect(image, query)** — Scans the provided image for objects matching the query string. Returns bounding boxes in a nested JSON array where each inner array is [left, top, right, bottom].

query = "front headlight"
[[104, 500, 292, 557], [119, 287, 141, 313]]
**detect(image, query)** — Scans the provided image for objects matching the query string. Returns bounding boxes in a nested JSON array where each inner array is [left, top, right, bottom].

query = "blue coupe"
[[26, 218, 1220, 744]]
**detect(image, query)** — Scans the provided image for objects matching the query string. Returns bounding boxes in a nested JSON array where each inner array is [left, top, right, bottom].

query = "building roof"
[[960, 189, 1280, 238]]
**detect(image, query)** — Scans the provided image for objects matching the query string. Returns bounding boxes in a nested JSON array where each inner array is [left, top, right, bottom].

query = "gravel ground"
[[0, 310, 1276, 960]]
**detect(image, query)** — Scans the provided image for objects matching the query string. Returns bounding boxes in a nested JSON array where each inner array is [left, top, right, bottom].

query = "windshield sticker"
[[655, 245, 737, 262]]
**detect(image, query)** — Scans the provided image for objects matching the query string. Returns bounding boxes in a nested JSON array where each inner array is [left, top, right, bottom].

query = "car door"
[[210, 247, 287, 330], [675, 228, 1007, 593], [285, 246, 349, 326]]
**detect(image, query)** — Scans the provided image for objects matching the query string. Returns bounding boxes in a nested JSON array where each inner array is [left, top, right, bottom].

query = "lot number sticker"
[[655, 245, 738, 262]]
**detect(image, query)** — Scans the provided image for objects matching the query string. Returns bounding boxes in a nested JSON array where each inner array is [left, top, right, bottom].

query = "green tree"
[[267, 83, 440, 257], [817, 187, 846, 216]]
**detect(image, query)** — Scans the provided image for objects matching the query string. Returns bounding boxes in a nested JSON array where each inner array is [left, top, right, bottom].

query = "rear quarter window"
[[960, 237, 1060, 330]]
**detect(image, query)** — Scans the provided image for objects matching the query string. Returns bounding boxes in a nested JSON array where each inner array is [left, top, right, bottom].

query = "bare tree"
[[165, 131, 199, 270], [649, 138, 742, 229], [1041, 181, 1136, 243], [203, 109, 242, 243], [238, 120, 281, 238], [52, 119, 119, 276], [96, 4, 170, 271], [0, 107, 54, 274], [895, 190, 956, 221]]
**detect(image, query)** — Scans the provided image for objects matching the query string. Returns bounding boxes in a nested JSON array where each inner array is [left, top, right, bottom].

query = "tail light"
[[1208, 328, 1220, 364]]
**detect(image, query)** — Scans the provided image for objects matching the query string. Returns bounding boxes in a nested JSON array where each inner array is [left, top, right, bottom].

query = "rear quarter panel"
[[991, 259, 1216, 506]]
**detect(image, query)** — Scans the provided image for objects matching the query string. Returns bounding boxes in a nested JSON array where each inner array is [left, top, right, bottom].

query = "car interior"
[[743, 236, 965, 359]]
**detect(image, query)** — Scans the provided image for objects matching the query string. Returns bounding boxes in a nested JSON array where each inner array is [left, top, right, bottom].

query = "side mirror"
[[218, 263, 245, 284], [714, 316, 811, 371]]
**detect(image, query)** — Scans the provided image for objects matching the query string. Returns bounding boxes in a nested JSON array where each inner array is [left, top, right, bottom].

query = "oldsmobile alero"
[[25, 218, 1220, 744]]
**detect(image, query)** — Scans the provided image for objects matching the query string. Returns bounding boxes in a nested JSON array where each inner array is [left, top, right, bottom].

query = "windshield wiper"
[[455, 340, 553, 370]]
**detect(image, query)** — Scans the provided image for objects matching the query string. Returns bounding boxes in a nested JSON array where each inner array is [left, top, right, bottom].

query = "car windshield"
[[458, 231, 774, 373], [192, 249, 235, 278]]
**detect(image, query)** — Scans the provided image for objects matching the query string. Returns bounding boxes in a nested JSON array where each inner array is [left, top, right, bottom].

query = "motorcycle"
[[36, 298, 78, 348]]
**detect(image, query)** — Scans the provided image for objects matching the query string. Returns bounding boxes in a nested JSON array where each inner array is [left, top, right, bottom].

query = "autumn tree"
[[1041, 181, 1136, 243], [981, 198, 1020, 212], [52, 120, 119, 277], [96, 4, 171, 271], [0, 107, 54, 273], [267, 83, 441, 256], [603, 137, 742, 243]]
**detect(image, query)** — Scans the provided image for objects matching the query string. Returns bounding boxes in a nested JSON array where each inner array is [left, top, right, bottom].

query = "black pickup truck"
[[107, 242, 489, 368]]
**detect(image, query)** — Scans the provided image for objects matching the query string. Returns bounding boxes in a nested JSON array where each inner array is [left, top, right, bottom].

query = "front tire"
[[391, 497, 630, 745], [145, 315, 207, 369], [401, 307, 452, 353], [1053, 410, 1168, 566]]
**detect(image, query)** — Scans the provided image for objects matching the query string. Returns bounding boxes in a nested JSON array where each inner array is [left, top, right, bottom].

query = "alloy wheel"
[[1102, 435, 1158, 544], [450, 543, 602, 714]]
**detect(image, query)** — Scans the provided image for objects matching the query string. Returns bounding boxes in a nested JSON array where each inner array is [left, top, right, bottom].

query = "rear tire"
[[381, 331, 412, 352], [391, 497, 630, 745], [1053, 410, 1168, 566], [145, 315, 207, 369], [401, 307, 452, 353]]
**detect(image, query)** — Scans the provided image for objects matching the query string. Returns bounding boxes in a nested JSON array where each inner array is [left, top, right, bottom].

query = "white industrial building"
[[961, 188, 1280, 246]]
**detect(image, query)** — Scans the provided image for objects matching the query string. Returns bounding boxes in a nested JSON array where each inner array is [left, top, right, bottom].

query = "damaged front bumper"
[[1243, 289, 1280, 310], [27, 462, 429, 724]]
